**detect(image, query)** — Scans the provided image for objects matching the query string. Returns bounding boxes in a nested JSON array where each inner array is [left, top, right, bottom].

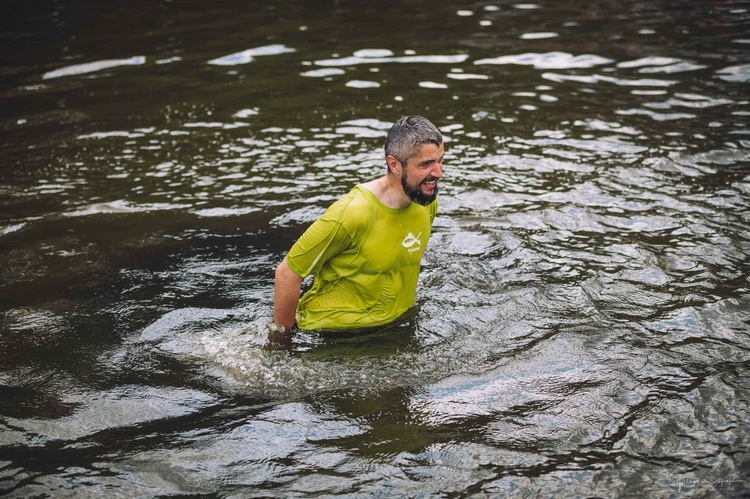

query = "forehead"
[[407, 142, 444, 163]]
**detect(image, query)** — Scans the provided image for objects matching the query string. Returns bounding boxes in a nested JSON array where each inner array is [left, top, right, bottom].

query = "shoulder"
[[322, 185, 375, 234], [323, 185, 371, 216]]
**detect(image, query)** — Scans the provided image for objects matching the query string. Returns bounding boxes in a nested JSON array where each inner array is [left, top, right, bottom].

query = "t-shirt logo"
[[402, 232, 422, 253]]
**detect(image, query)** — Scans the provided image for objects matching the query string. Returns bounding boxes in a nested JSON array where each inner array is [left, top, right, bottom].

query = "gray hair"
[[384, 116, 442, 166]]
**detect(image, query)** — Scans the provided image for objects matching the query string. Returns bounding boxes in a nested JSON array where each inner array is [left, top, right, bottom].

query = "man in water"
[[273, 115, 444, 332]]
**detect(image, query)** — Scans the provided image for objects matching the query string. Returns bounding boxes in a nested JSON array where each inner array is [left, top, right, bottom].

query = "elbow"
[[275, 258, 302, 284], [275, 259, 289, 281]]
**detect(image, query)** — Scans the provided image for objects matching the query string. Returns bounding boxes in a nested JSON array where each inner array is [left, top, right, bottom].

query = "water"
[[1, 0, 749, 496]]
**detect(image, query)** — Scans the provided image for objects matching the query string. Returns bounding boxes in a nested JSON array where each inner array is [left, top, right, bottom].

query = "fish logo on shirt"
[[402, 232, 422, 253]]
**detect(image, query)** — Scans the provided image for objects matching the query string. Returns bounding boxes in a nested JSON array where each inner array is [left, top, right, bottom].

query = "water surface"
[[1, 0, 749, 497]]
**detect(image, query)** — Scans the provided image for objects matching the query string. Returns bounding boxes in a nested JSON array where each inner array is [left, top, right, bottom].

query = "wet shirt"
[[286, 184, 438, 331]]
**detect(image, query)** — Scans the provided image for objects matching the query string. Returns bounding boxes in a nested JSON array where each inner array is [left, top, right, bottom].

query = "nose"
[[432, 162, 444, 179]]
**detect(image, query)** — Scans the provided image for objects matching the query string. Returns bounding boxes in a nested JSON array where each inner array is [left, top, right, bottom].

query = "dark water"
[[2, 0, 750, 496]]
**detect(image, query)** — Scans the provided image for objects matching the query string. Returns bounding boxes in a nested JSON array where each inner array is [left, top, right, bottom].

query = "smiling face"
[[399, 142, 444, 206]]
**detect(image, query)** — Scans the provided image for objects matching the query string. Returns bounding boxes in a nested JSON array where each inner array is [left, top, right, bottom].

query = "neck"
[[380, 174, 410, 209]]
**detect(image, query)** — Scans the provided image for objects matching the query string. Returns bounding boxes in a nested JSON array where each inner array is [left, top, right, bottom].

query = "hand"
[[265, 322, 292, 351], [266, 323, 286, 334]]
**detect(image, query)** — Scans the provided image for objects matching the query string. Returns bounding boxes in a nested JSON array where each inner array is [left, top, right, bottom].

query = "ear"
[[386, 155, 402, 175]]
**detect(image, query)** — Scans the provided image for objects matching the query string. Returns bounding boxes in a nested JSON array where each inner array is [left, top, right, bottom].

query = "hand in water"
[[264, 322, 293, 351]]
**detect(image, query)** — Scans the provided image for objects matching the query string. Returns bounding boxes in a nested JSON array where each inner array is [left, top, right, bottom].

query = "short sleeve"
[[286, 217, 353, 278]]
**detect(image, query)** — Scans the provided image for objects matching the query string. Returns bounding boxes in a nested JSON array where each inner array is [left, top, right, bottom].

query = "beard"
[[401, 171, 439, 206]]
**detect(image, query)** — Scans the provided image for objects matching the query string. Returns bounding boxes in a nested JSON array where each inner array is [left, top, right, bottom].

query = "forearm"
[[273, 258, 302, 330]]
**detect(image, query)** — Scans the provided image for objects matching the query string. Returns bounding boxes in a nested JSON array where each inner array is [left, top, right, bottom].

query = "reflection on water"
[[1, 0, 749, 496]]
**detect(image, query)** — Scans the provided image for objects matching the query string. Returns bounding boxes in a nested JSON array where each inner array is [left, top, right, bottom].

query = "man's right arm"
[[274, 257, 302, 330]]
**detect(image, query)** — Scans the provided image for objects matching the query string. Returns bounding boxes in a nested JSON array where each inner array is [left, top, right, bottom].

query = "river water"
[[1, 0, 749, 497]]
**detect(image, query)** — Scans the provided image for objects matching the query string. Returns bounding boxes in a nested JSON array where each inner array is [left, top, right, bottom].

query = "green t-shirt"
[[286, 184, 438, 331]]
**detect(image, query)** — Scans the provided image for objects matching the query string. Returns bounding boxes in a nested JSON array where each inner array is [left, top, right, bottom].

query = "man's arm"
[[274, 257, 303, 330]]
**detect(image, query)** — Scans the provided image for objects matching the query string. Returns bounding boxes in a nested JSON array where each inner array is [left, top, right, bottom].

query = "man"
[[273, 115, 444, 332]]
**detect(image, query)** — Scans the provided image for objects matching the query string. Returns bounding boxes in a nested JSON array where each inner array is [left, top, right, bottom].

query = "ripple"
[[542, 73, 677, 87], [345, 80, 381, 88], [207, 44, 295, 65], [316, 53, 469, 66], [6, 386, 217, 441], [716, 64, 750, 82], [271, 206, 326, 226], [233, 108, 260, 118], [412, 335, 616, 430], [475, 52, 613, 69], [646, 297, 750, 346], [617, 56, 682, 68], [64, 200, 191, 217], [585, 278, 674, 320], [334, 118, 391, 137], [615, 108, 697, 121], [637, 62, 707, 74], [446, 72, 489, 80], [436, 231, 496, 256], [643, 94, 734, 110], [573, 119, 641, 135], [353, 48, 395, 58], [518, 136, 647, 155], [193, 207, 261, 217], [77, 130, 147, 139], [0, 223, 26, 237], [301, 68, 346, 77], [419, 81, 448, 89], [42, 56, 145, 79], [520, 32, 559, 39], [0, 308, 69, 362], [183, 121, 249, 129]]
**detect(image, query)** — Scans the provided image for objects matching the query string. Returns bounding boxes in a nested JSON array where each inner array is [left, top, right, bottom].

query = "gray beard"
[[401, 171, 438, 206]]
